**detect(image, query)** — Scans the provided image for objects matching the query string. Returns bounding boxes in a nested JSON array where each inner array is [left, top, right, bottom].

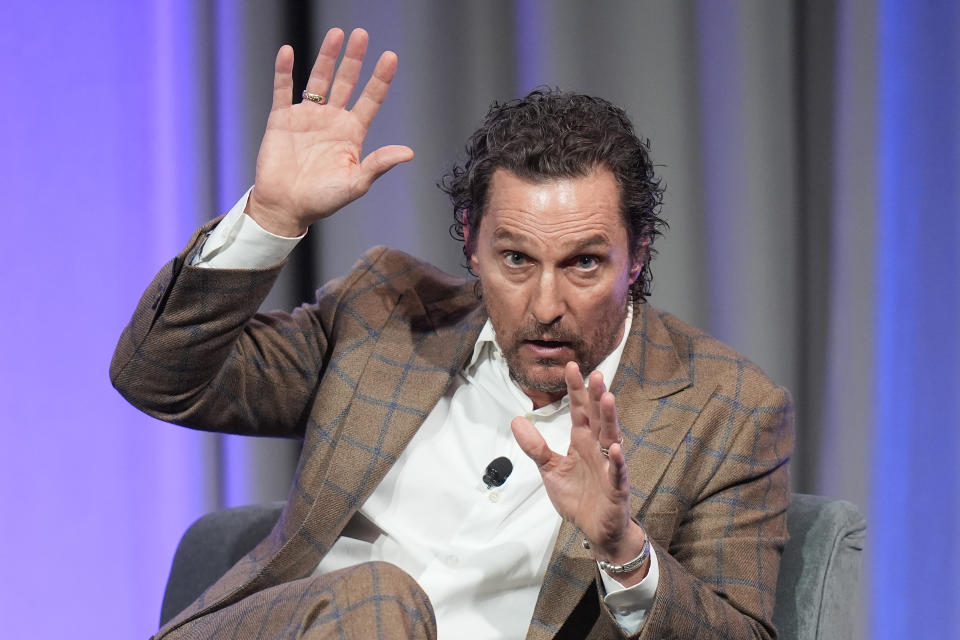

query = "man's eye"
[[504, 252, 527, 266], [575, 255, 599, 270]]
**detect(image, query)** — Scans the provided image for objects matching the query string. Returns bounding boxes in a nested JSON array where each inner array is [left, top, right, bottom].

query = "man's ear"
[[463, 217, 479, 271], [629, 236, 651, 283]]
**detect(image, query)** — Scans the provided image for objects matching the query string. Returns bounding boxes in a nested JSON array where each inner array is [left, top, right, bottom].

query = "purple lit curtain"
[[0, 1, 956, 638]]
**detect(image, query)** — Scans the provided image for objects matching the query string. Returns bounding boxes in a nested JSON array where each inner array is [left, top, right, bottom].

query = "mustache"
[[512, 321, 584, 348]]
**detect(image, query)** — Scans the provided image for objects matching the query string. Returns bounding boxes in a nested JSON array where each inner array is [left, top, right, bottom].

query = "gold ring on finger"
[[302, 90, 326, 104]]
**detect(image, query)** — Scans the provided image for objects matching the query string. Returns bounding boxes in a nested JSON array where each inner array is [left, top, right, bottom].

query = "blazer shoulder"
[[347, 246, 476, 302], [653, 307, 787, 402]]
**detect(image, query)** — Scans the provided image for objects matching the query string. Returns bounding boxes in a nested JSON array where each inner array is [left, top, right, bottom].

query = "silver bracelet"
[[583, 532, 652, 574], [599, 536, 651, 574]]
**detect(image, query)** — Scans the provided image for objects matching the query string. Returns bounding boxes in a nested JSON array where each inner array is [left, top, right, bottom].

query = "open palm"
[[248, 28, 413, 237], [512, 363, 643, 563]]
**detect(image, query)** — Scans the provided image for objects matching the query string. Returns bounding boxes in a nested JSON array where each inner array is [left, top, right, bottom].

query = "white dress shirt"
[[193, 193, 660, 637]]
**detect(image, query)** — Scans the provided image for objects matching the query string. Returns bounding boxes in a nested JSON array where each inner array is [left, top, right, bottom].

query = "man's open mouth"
[[522, 340, 573, 358], [527, 339, 566, 348]]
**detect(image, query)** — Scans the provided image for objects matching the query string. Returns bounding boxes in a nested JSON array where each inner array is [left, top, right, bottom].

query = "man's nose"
[[530, 273, 565, 325]]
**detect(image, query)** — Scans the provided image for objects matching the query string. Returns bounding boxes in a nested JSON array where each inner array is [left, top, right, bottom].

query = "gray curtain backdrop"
[[188, 0, 876, 634]]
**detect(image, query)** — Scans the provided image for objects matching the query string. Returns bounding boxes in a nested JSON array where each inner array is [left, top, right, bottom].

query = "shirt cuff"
[[192, 187, 306, 269], [599, 544, 659, 635]]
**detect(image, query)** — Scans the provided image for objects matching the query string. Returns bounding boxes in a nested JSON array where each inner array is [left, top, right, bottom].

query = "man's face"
[[468, 167, 641, 407]]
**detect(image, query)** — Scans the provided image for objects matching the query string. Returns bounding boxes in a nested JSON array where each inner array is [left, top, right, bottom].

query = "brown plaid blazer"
[[112, 221, 793, 640]]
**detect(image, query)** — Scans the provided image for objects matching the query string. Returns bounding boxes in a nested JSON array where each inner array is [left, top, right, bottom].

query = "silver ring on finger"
[[302, 90, 326, 104], [599, 433, 624, 458]]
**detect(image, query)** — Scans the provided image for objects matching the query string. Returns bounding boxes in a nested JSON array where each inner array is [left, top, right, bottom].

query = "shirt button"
[[443, 554, 459, 566], [488, 490, 501, 503]]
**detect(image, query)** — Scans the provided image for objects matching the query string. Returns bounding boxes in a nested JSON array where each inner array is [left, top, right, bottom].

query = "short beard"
[[508, 360, 569, 394], [500, 306, 628, 394]]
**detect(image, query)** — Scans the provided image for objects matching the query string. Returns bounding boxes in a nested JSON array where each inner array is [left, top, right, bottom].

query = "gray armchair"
[[772, 494, 866, 639], [161, 493, 866, 639]]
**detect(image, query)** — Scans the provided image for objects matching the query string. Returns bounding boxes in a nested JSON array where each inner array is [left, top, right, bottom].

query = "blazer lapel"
[[301, 288, 486, 551], [615, 301, 707, 508], [528, 302, 712, 639]]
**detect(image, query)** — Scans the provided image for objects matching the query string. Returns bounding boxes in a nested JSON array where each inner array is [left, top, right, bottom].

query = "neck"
[[524, 387, 566, 410]]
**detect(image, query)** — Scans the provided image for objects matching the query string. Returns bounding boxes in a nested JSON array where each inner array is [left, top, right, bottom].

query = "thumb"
[[511, 416, 555, 468], [357, 145, 415, 189]]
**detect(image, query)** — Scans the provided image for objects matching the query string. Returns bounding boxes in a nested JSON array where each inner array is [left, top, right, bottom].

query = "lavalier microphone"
[[482, 456, 513, 488]]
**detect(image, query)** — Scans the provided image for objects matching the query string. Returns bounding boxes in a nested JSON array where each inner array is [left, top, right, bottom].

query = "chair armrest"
[[160, 502, 285, 627], [773, 493, 867, 640]]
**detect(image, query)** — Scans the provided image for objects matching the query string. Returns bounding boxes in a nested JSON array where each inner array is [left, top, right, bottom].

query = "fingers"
[[593, 375, 622, 450], [565, 362, 591, 429], [512, 416, 556, 469], [566, 364, 623, 459], [583, 369, 622, 451], [297, 28, 400, 128], [271, 45, 295, 112], [351, 50, 400, 129], [304, 28, 345, 100], [605, 442, 630, 492], [587, 370, 607, 439], [327, 28, 369, 108]]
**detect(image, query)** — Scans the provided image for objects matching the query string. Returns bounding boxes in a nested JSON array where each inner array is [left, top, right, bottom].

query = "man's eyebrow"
[[491, 229, 613, 252], [491, 229, 527, 245], [568, 235, 613, 252]]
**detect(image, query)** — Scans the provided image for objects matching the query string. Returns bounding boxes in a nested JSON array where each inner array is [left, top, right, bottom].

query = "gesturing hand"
[[512, 362, 650, 584], [247, 28, 414, 237]]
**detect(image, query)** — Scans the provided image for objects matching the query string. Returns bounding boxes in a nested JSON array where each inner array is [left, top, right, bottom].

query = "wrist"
[[245, 189, 309, 238], [584, 519, 651, 585]]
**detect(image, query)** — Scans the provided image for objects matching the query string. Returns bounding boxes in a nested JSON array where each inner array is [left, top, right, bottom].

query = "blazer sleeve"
[[593, 384, 793, 640], [109, 220, 382, 438]]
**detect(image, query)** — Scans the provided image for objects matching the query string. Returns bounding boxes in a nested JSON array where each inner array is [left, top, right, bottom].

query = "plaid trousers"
[[165, 562, 436, 640]]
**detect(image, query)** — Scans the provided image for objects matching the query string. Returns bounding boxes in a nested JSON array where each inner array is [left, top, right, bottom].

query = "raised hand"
[[511, 362, 650, 584], [247, 28, 414, 237]]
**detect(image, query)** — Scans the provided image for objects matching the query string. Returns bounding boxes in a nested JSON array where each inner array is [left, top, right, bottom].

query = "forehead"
[[481, 168, 628, 249]]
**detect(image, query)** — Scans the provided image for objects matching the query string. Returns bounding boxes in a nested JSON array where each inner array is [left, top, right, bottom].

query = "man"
[[112, 28, 793, 639]]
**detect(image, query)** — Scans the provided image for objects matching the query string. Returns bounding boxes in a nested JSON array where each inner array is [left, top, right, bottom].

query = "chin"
[[512, 364, 567, 395]]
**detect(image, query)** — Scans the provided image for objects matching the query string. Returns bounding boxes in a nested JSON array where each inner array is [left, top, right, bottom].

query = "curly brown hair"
[[439, 88, 666, 299]]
